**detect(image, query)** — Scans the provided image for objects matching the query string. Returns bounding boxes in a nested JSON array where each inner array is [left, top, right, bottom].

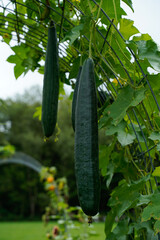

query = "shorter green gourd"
[[41, 21, 59, 138]]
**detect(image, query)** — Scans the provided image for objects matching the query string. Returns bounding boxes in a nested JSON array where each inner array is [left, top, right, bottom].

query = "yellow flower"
[[112, 78, 119, 86], [47, 175, 54, 183], [112, 78, 123, 86]]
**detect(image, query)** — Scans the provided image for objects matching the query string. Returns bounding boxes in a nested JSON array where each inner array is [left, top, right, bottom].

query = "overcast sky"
[[0, 0, 160, 100]]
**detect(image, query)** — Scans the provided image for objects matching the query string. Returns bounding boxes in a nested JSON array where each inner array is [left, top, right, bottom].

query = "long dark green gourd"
[[71, 66, 82, 132], [75, 58, 100, 216], [41, 21, 59, 138]]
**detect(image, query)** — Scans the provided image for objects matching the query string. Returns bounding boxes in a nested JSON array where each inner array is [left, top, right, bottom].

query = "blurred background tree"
[[0, 85, 77, 220], [0, 85, 110, 220]]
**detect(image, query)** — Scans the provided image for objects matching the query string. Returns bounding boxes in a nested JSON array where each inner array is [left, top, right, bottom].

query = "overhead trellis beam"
[[0, 152, 43, 173]]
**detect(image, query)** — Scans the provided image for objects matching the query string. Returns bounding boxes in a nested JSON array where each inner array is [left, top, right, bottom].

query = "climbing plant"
[[1, 0, 160, 239]]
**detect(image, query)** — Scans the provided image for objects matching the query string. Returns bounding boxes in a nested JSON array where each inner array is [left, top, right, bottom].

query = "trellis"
[[0, 152, 42, 172], [0, 0, 160, 238]]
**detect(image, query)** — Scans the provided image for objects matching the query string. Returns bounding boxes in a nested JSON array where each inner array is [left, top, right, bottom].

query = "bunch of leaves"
[[7, 43, 42, 79], [103, 172, 160, 239], [99, 137, 160, 239]]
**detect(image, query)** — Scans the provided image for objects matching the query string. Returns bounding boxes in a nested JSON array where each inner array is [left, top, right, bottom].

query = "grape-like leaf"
[[142, 192, 160, 222], [7, 43, 42, 79], [152, 167, 160, 177], [142, 192, 160, 234], [101, 0, 126, 24], [101, 85, 146, 127], [105, 120, 136, 146], [154, 220, 160, 235], [119, 19, 139, 40], [136, 40, 160, 71], [61, 24, 84, 45], [149, 132, 160, 141]]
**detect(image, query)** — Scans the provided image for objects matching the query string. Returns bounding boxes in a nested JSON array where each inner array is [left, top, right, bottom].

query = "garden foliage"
[[1, 0, 160, 239]]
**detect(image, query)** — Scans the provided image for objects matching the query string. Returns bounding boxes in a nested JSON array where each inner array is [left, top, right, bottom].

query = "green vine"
[[89, 20, 94, 58]]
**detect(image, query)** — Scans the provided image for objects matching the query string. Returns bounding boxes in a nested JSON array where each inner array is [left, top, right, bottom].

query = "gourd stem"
[[80, 38, 83, 66], [87, 0, 92, 12], [89, 22, 94, 58], [96, 0, 103, 22], [112, 0, 117, 24]]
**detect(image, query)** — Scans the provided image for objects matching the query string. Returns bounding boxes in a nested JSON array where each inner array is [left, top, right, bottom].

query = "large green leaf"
[[105, 120, 136, 146], [152, 167, 160, 177], [7, 43, 42, 79], [142, 191, 160, 234], [149, 132, 160, 141], [142, 192, 160, 221], [61, 24, 84, 45], [119, 19, 139, 40], [106, 219, 130, 240], [7, 54, 25, 79], [100, 85, 146, 127], [105, 85, 134, 125], [137, 194, 151, 206], [101, 0, 126, 24], [136, 40, 160, 71], [154, 220, 160, 235], [131, 220, 158, 240], [133, 33, 152, 42], [117, 126, 135, 146], [131, 87, 146, 106], [79, 0, 92, 16], [105, 209, 118, 237], [108, 176, 150, 208], [147, 74, 160, 93]]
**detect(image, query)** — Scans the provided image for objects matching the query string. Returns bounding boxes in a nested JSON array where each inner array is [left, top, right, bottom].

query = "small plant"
[[40, 166, 99, 240]]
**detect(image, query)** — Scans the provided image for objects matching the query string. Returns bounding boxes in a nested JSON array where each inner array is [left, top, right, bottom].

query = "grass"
[[0, 221, 105, 240]]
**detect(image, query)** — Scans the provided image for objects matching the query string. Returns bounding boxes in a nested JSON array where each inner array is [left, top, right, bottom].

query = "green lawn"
[[0, 221, 105, 240]]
